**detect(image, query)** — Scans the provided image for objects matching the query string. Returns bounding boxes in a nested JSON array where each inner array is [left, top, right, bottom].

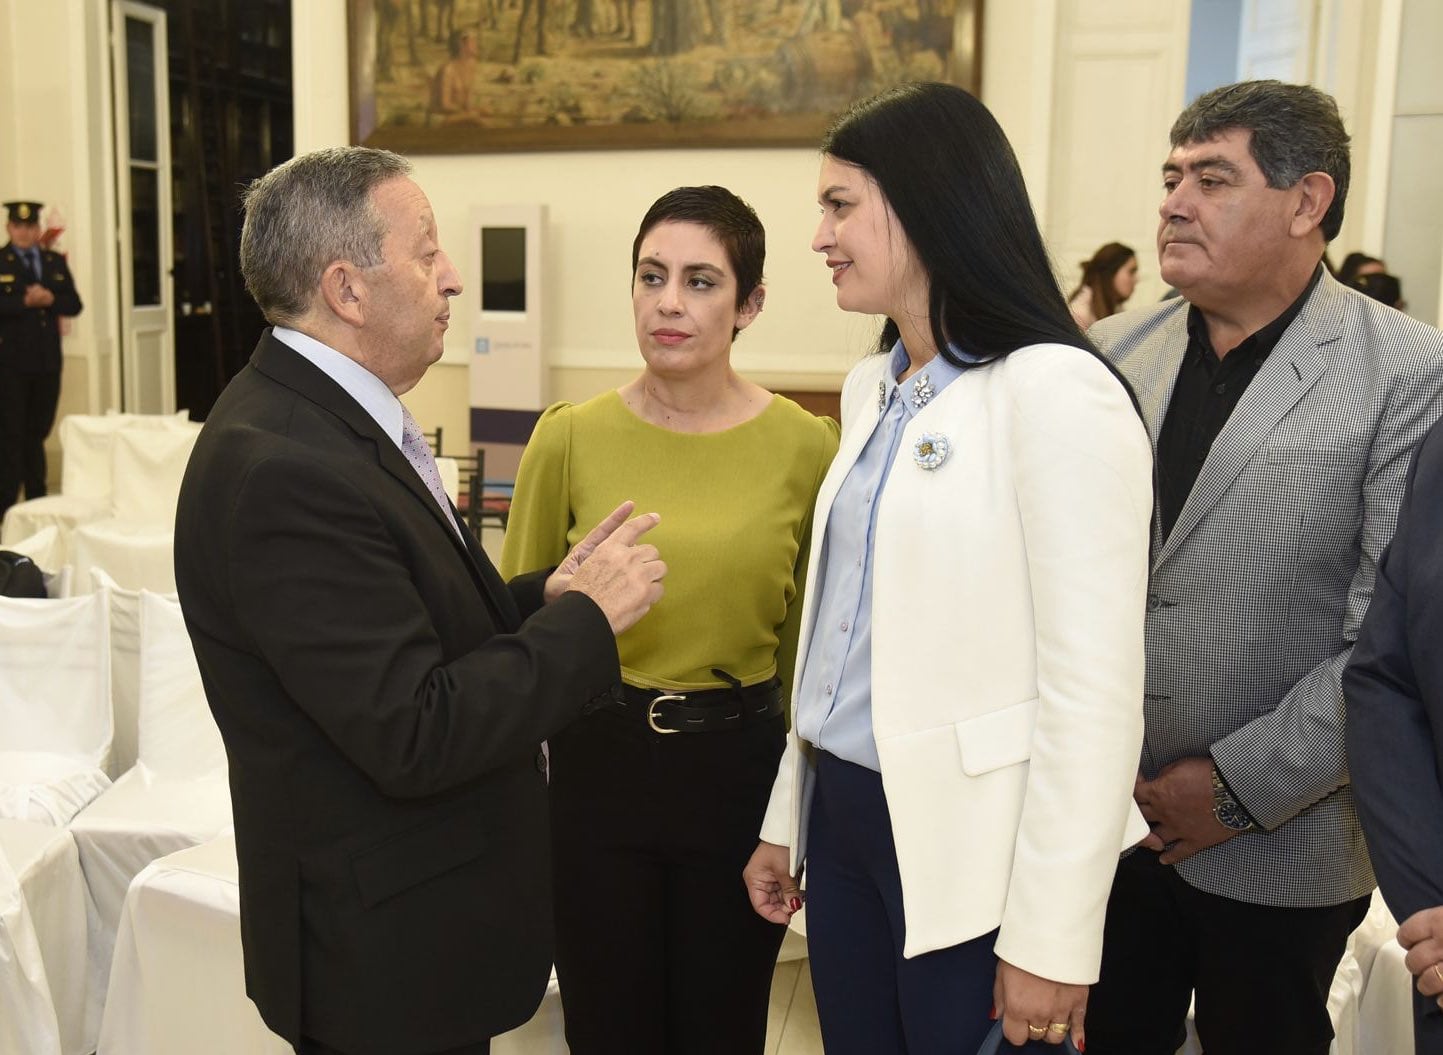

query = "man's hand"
[[743, 841, 803, 925], [994, 959, 1087, 1048], [23, 283, 53, 308], [1399, 906, 1443, 1009], [543, 501, 636, 603], [1135, 755, 1239, 864], [560, 504, 665, 635]]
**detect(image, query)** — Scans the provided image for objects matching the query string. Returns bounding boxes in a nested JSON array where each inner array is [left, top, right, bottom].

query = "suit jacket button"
[[535, 751, 548, 774], [1147, 592, 1161, 611]]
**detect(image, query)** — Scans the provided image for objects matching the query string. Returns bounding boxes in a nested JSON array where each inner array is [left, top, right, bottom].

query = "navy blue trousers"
[[804, 751, 1053, 1054]]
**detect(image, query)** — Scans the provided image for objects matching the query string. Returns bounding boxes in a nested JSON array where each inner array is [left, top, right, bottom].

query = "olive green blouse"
[[500, 391, 839, 693]]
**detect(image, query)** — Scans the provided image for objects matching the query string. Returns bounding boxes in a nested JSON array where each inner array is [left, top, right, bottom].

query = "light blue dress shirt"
[[272, 326, 406, 454], [794, 340, 978, 771]]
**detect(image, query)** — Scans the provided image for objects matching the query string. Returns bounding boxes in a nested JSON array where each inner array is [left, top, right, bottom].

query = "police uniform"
[[0, 200, 83, 518]]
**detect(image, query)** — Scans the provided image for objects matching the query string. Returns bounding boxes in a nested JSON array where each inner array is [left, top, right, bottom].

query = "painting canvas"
[[349, 0, 981, 153]]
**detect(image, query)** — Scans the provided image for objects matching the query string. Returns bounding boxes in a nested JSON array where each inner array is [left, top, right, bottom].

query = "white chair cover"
[[98, 833, 290, 1055], [0, 594, 112, 825], [60, 412, 192, 502], [97, 832, 568, 1055], [71, 520, 176, 595], [1, 411, 195, 556], [0, 495, 107, 557], [71, 587, 231, 1033], [3, 524, 61, 571], [135, 591, 224, 778], [437, 455, 460, 503], [1350, 891, 1417, 1054], [91, 569, 145, 779], [0, 825, 62, 1055], [109, 423, 201, 527], [0, 819, 93, 1055]]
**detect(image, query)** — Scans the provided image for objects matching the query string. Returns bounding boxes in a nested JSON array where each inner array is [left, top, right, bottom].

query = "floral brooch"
[[912, 432, 950, 471]]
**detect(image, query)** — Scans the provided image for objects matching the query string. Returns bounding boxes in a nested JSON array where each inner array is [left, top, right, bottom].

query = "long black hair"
[[823, 82, 1089, 366]]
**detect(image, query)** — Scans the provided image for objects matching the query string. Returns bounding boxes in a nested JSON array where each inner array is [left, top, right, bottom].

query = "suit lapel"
[[250, 333, 521, 631], [1154, 281, 1340, 568]]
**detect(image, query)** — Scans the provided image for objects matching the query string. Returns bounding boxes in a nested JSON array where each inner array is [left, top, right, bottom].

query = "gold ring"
[[1049, 1022, 1070, 1034], [1027, 1025, 1047, 1039], [1433, 963, 1443, 985]]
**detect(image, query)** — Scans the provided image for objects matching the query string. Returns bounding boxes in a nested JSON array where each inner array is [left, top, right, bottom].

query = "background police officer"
[[0, 200, 83, 520]]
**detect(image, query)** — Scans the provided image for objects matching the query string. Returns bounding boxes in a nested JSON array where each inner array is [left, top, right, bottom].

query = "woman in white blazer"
[[742, 83, 1153, 1053]]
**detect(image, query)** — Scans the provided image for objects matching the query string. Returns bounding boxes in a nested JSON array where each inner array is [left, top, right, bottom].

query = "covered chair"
[[98, 833, 567, 1054], [98, 833, 289, 1055], [0, 820, 93, 1055], [0, 412, 191, 560], [70, 422, 200, 595], [4, 525, 71, 598], [70, 590, 231, 1029], [0, 593, 112, 826]]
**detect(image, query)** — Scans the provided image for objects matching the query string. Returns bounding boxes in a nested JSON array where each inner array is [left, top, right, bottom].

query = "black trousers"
[[0, 365, 60, 516], [547, 705, 787, 1055], [1086, 849, 1370, 1055]]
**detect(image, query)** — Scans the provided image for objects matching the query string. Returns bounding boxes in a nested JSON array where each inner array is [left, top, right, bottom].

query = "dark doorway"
[[158, 0, 292, 420]]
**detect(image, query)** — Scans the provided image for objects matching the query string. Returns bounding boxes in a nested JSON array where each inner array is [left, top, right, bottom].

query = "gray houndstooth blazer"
[[1091, 271, 1443, 907]]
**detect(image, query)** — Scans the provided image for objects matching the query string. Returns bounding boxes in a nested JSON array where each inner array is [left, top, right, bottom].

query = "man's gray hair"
[[1171, 80, 1350, 242], [239, 146, 413, 325]]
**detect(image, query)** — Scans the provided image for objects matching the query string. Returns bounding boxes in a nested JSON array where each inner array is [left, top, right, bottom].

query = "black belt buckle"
[[645, 693, 687, 735]]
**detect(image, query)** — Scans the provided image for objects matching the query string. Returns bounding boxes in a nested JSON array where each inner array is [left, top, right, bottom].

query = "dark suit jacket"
[[0, 243, 83, 372], [174, 331, 621, 1054], [1345, 415, 1443, 1046]]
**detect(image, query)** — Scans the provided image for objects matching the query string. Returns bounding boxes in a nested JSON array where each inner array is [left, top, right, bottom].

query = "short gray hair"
[[239, 146, 413, 325], [1171, 80, 1350, 241]]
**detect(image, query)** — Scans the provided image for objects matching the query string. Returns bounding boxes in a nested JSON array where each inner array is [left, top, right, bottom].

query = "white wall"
[[1043, 0, 1191, 307], [0, 0, 122, 482], [1383, 0, 1443, 326]]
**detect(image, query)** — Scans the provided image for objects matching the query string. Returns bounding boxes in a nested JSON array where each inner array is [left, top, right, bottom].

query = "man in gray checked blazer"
[[1084, 81, 1443, 1055]]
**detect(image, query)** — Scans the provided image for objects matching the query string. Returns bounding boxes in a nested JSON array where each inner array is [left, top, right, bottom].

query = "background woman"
[[1067, 241, 1139, 329], [502, 185, 839, 1054], [743, 83, 1153, 1053]]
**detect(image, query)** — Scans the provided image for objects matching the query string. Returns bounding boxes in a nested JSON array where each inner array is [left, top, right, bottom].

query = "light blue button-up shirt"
[[794, 340, 977, 771], [272, 326, 406, 453]]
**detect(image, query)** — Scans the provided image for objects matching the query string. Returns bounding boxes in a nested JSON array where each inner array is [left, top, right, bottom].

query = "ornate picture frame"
[[349, 1, 982, 153]]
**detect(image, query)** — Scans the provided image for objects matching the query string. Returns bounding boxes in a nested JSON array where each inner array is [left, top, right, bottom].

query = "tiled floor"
[[765, 954, 824, 1055]]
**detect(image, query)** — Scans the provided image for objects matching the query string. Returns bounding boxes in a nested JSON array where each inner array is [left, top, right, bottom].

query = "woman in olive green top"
[[502, 186, 838, 1055]]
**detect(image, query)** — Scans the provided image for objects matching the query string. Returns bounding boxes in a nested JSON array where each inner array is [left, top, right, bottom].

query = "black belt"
[[610, 673, 784, 735]]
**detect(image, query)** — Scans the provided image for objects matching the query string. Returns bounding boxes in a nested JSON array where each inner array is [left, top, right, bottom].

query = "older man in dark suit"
[[1084, 80, 1443, 1055], [174, 146, 666, 1055], [1346, 416, 1443, 1054]]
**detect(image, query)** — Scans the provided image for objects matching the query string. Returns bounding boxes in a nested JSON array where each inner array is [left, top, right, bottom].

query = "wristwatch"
[[1211, 764, 1259, 832]]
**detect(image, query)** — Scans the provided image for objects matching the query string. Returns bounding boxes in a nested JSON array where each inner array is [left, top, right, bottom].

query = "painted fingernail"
[[988, 1004, 997, 1021], [1077, 1041, 1086, 1053], [788, 897, 802, 912]]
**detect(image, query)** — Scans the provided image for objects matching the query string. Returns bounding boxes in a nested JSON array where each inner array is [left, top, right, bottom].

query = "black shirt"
[[1156, 266, 1324, 539]]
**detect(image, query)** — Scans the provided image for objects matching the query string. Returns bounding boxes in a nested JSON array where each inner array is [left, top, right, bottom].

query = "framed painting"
[[349, 0, 982, 153]]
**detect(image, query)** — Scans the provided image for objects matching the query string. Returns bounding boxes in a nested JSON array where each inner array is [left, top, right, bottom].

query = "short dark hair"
[[1171, 80, 1350, 241], [631, 186, 765, 315], [822, 82, 1088, 365], [240, 146, 412, 325]]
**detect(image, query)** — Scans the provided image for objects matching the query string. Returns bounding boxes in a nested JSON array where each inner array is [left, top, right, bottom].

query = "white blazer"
[[760, 342, 1153, 985]]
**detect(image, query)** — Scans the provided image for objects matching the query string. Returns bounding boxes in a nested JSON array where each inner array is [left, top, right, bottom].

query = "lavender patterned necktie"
[[399, 407, 462, 539]]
